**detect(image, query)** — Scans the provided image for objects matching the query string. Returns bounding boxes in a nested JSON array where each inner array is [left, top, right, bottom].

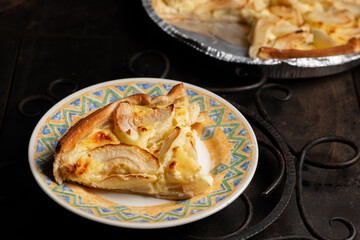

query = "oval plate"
[[28, 78, 258, 229]]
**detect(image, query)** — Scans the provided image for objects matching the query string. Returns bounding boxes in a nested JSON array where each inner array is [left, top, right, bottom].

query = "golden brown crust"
[[56, 101, 117, 154], [150, 83, 187, 106], [350, 37, 360, 52], [55, 94, 153, 155], [53, 101, 121, 183], [125, 93, 152, 105], [258, 37, 360, 59]]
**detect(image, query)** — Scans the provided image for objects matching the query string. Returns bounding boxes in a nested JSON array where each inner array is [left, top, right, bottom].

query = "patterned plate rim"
[[28, 77, 258, 229]]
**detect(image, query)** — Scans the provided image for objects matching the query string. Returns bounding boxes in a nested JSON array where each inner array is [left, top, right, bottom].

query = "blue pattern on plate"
[[92, 90, 104, 98], [210, 98, 221, 107], [114, 85, 128, 92], [69, 98, 81, 107], [136, 83, 155, 90], [41, 125, 51, 135], [51, 111, 62, 120]]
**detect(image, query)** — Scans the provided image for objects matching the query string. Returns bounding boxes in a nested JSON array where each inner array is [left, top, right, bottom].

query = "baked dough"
[[151, 0, 360, 59], [53, 83, 213, 200]]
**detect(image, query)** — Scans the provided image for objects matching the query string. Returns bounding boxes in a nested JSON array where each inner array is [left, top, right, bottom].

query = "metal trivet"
[[18, 49, 360, 240]]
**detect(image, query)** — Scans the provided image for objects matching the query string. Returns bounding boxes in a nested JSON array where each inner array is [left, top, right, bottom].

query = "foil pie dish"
[[142, 0, 360, 79]]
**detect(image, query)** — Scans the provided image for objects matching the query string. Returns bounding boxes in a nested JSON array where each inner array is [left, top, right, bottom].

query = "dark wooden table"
[[1, 1, 359, 239]]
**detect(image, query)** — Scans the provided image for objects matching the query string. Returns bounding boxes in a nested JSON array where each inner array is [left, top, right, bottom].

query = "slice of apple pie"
[[53, 83, 212, 200]]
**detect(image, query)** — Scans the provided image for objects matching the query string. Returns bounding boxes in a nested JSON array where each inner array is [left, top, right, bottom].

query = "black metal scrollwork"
[[127, 49, 170, 78], [255, 83, 292, 124], [17, 95, 56, 118], [233, 104, 296, 240], [18, 78, 78, 117], [46, 78, 78, 101], [207, 66, 268, 94], [296, 136, 359, 240], [257, 140, 285, 198], [190, 71, 359, 239], [253, 82, 359, 240], [188, 193, 254, 240]]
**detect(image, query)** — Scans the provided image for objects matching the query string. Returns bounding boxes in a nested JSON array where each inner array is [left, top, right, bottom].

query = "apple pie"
[[53, 83, 213, 200], [151, 0, 360, 59]]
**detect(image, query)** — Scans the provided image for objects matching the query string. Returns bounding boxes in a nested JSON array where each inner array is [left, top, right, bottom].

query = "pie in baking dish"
[[150, 0, 360, 59], [53, 83, 213, 200]]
